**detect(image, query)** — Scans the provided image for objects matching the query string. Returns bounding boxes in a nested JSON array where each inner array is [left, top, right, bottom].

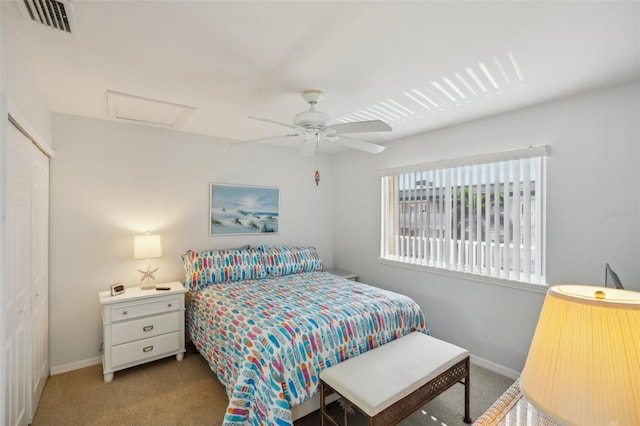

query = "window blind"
[[380, 146, 548, 284]]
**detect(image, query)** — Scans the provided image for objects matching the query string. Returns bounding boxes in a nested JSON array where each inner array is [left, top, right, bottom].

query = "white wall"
[[1, 23, 52, 146], [49, 114, 335, 370], [331, 80, 640, 374]]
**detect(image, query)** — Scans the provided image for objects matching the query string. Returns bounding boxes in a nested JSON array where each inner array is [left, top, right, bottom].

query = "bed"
[[182, 245, 427, 426]]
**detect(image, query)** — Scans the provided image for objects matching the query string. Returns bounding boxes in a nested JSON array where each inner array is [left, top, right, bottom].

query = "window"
[[380, 146, 548, 285]]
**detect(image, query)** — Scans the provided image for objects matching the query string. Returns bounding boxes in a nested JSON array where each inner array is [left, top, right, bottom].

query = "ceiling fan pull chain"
[[314, 133, 320, 186]]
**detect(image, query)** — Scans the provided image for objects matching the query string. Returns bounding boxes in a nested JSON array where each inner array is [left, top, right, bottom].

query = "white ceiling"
[[2, 0, 639, 152]]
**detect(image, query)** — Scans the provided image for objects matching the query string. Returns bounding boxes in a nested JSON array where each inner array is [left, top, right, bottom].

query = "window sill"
[[378, 258, 548, 295]]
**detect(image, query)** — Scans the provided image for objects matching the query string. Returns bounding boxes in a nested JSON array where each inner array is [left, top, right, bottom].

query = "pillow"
[[182, 247, 266, 291], [259, 245, 323, 277]]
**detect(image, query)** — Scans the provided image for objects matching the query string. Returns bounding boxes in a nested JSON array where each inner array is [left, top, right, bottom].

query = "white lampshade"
[[520, 285, 640, 425], [133, 233, 162, 259]]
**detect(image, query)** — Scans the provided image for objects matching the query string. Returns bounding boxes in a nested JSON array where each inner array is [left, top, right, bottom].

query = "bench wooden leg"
[[464, 357, 472, 424], [320, 381, 325, 426], [320, 381, 343, 426]]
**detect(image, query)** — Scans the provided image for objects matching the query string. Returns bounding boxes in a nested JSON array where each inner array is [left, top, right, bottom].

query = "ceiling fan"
[[246, 89, 392, 156]]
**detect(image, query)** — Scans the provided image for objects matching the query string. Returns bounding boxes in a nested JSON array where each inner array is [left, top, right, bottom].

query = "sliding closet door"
[[30, 136, 49, 418], [3, 120, 50, 426], [4, 122, 32, 426]]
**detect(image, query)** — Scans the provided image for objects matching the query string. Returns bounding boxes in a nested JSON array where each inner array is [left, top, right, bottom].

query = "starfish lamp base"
[[138, 259, 159, 290]]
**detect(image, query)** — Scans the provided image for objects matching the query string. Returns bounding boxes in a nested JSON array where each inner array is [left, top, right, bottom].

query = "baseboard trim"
[[50, 354, 520, 382], [470, 354, 520, 380], [50, 356, 102, 376]]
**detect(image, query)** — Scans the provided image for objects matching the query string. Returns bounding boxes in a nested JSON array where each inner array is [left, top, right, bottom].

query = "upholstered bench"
[[319, 332, 471, 425]]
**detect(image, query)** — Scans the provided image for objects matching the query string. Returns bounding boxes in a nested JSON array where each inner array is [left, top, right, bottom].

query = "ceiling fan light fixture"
[[293, 105, 329, 129]]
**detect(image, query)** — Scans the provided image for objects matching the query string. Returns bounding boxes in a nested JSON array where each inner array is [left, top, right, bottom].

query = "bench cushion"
[[319, 332, 469, 416]]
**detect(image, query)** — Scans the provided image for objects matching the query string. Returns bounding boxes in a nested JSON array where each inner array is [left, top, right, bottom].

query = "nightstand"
[[99, 281, 186, 382], [327, 268, 358, 281]]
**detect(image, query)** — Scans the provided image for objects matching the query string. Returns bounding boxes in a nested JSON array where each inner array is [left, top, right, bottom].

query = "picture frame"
[[209, 183, 279, 236]]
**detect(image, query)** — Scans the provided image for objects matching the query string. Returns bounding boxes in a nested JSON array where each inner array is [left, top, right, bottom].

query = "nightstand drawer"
[[111, 331, 181, 368], [111, 296, 182, 321], [111, 311, 180, 345]]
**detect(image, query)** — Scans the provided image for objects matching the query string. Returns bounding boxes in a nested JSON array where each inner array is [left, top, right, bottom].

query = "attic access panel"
[[107, 90, 196, 128]]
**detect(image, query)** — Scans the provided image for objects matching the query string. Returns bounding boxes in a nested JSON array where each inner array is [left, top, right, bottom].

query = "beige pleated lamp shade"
[[520, 285, 640, 425]]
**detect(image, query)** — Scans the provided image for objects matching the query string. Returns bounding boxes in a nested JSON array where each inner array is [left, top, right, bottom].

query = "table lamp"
[[133, 232, 162, 289], [520, 285, 640, 425]]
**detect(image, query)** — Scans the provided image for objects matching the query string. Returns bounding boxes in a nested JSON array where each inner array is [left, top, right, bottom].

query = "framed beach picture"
[[209, 184, 279, 236]]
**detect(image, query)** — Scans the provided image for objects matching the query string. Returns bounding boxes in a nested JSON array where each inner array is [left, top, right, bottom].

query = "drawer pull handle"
[[122, 311, 128, 315], [168, 303, 172, 308], [143, 345, 154, 353], [143, 325, 154, 332]]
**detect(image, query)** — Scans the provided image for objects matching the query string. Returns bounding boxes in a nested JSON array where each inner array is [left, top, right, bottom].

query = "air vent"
[[16, 0, 79, 37]]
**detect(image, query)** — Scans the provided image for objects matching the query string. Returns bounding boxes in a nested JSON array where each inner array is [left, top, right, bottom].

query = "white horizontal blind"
[[380, 147, 547, 284]]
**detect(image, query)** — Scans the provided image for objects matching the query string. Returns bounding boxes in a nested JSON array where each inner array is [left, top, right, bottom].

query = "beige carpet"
[[33, 347, 514, 425]]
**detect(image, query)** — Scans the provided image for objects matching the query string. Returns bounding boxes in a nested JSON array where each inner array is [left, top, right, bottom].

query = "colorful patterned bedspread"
[[186, 271, 427, 425]]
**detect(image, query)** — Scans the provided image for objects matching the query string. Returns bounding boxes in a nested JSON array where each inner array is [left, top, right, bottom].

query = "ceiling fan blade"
[[249, 116, 308, 133], [326, 120, 391, 134], [235, 134, 299, 144], [334, 135, 386, 154]]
